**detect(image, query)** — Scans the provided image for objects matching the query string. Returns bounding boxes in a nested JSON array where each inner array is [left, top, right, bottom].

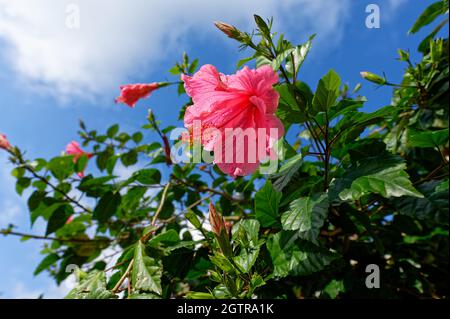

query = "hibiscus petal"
[[183, 64, 284, 177]]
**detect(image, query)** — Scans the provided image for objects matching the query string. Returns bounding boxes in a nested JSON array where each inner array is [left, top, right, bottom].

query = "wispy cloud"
[[0, 200, 21, 225], [0, 0, 351, 102], [7, 277, 74, 299]]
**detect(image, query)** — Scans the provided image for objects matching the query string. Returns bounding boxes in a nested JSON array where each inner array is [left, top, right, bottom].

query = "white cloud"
[[8, 278, 74, 299], [0, 200, 21, 225], [387, 0, 409, 11], [0, 0, 351, 102]]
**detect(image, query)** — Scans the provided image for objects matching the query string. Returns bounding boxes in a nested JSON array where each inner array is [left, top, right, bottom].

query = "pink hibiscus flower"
[[115, 83, 161, 108], [0, 133, 12, 151], [65, 141, 93, 178], [181, 64, 284, 177], [65, 215, 75, 225]]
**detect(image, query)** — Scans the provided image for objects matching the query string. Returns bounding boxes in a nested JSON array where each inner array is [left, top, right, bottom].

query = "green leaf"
[[66, 270, 116, 299], [270, 153, 303, 191], [74, 154, 89, 175], [236, 56, 255, 69], [46, 204, 73, 236], [96, 147, 114, 172], [48, 156, 74, 180], [210, 253, 235, 273], [407, 128, 449, 148], [271, 47, 295, 71], [323, 279, 345, 299], [253, 14, 271, 38], [147, 229, 180, 248], [34, 253, 60, 276], [334, 105, 395, 145], [256, 55, 272, 68], [266, 231, 338, 278], [28, 193, 65, 226], [281, 193, 329, 242], [312, 69, 341, 113], [255, 181, 282, 228], [132, 132, 143, 144], [93, 191, 121, 223], [285, 34, 315, 74], [185, 211, 203, 230], [107, 124, 119, 138], [275, 82, 311, 126], [409, 1, 446, 34], [16, 177, 31, 195], [134, 168, 161, 185], [186, 292, 215, 299], [232, 219, 262, 273], [120, 150, 138, 167], [128, 293, 161, 299], [188, 58, 199, 74], [132, 241, 162, 294], [121, 186, 146, 210], [78, 176, 114, 197], [330, 154, 423, 201], [394, 180, 449, 225], [418, 18, 449, 52]]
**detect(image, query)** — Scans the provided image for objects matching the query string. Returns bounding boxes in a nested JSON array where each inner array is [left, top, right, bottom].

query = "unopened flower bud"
[[147, 109, 155, 123], [214, 21, 237, 38], [162, 135, 172, 166], [397, 49, 410, 61], [209, 202, 232, 257], [0, 133, 12, 151], [209, 202, 225, 236], [360, 71, 386, 85], [214, 21, 251, 45]]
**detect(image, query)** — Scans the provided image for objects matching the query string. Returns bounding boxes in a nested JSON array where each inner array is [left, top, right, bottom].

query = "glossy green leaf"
[[285, 34, 315, 74], [134, 168, 161, 185], [34, 253, 60, 276], [132, 241, 162, 294], [281, 193, 328, 242], [395, 180, 449, 225], [48, 156, 74, 180], [409, 1, 446, 34], [312, 69, 341, 113], [270, 153, 303, 191], [330, 154, 423, 201], [232, 219, 262, 273], [46, 204, 73, 236], [66, 270, 116, 299], [255, 181, 282, 228], [407, 128, 449, 148], [93, 191, 121, 223], [266, 231, 338, 278]]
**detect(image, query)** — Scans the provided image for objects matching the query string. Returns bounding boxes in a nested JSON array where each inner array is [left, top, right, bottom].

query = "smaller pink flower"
[[0, 133, 12, 151], [65, 215, 75, 225], [65, 141, 93, 178], [115, 83, 161, 108]]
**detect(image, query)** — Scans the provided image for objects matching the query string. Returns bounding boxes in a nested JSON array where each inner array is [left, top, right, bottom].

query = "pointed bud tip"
[[360, 71, 386, 85]]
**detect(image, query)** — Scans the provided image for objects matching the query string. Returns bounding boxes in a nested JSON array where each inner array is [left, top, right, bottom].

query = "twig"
[[151, 182, 171, 226], [112, 259, 134, 293], [17, 159, 92, 214], [0, 229, 111, 243]]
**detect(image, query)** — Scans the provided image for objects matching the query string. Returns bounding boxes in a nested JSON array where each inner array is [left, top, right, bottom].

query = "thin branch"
[[0, 229, 111, 243], [112, 259, 134, 293], [151, 182, 171, 226]]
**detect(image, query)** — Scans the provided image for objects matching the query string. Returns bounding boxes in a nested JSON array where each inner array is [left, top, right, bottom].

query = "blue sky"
[[0, 0, 446, 298]]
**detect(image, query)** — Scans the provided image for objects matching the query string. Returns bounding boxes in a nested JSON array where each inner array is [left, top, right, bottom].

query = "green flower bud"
[[360, 71, 386, 85]]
